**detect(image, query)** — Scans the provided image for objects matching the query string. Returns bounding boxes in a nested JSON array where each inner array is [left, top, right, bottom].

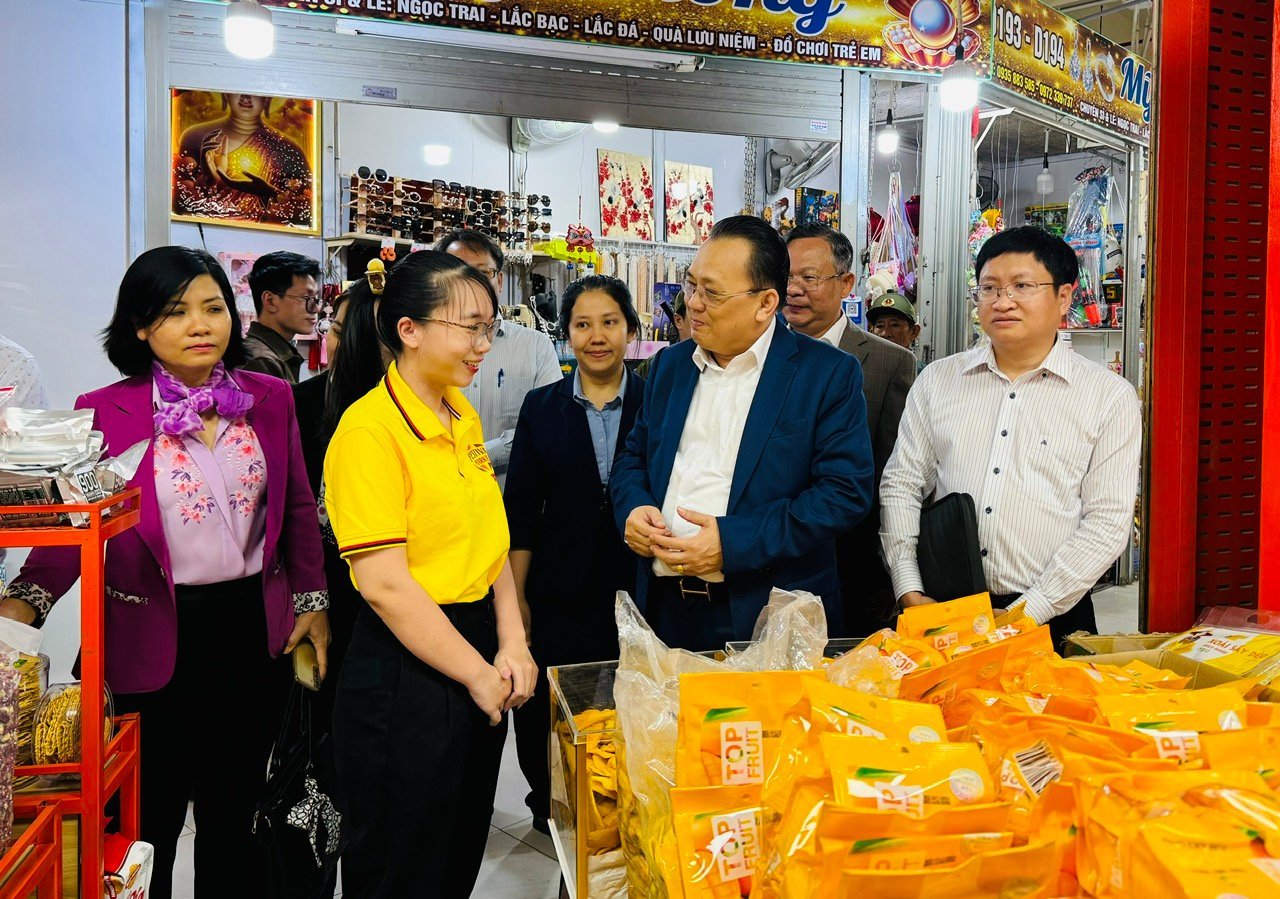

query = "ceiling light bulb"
[[1037, 166, 1055, 195], [876, 111, 900, 155], [423, 144, 451, 166], [592, 120, 620, 134], [939, 60, 980, 112], [224, 0, 274, 60]]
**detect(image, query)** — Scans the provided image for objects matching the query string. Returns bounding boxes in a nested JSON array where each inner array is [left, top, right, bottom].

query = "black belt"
[[657, 576, 730, 604]]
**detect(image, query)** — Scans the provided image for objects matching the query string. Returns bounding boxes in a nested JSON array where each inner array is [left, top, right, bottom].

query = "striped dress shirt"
[[879, 337, 1141, 625]]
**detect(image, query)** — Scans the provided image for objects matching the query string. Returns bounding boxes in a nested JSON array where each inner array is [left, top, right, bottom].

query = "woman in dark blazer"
[[505, 275, 644, 829], [0, 247, 329, 899]]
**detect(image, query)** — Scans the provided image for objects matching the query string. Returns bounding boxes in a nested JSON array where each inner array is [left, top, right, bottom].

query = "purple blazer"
[[8, 370, 328, 694]]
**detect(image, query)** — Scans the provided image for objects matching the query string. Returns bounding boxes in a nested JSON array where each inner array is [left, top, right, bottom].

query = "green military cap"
[[866, 291, 917, 326]]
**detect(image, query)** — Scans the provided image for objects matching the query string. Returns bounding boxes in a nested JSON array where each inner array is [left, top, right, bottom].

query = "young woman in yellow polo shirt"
[[323, 251, 538, 898]]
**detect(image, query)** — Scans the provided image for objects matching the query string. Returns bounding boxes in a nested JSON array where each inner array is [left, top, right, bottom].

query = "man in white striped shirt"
[[880, 227, 1141, 649]]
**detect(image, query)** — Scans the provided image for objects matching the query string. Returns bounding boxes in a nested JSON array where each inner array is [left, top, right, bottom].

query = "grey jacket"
[[838, 322, 916, 481]]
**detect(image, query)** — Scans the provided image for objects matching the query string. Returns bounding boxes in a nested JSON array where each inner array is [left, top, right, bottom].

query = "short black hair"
[[247, 251, 321, 315], [559, 275, 641, 336], [434, 229, 505, 272], [706, 215, 789, 301], [376, 251, 499, 358], [786, 223, 854, 273], [974, 226, 1079, 287], [103, 246, 245, 376]]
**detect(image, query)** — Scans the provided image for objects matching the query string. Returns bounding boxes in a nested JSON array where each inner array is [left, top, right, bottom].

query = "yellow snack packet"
[[854, 629, 948, 679], [1096, 685, 1247, 762], [896, 593, 995, 658], [993, 627, 1056, 694], [1183, 783, 1280, 857], [1200, 726, 1280, 787], [1246, 701, 1280, 727], [824, 838, 1064, 898], [1128, 818, 1280, 899], [677, 670, 822, 788], [671, 784, 765, 898], [838, 832, 1016, 872], [1158, 625, 1280, 677], [823, 733, 994, 816], [803, 679, 947, 744], [898, 640, 1011, 726]]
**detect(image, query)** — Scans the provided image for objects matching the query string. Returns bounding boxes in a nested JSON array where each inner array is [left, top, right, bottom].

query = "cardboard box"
[[1061, 632, 1174, 657], [1070, 649, 1247, 690]]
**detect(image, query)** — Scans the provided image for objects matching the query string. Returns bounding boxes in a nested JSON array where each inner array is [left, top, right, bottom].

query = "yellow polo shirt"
[[323, 361, 508, 604]]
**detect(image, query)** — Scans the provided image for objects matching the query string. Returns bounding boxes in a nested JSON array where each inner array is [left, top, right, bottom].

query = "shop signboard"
[[256, 0, 993, 75], [990, 0, 1152, 142]]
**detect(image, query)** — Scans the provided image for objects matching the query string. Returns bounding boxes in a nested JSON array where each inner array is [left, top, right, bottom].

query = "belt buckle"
[[678, 577, 712, 603]]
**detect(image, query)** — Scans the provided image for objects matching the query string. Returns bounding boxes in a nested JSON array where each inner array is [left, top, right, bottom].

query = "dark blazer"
[[293, 370, 328, 495], [610, 321, 874, 638], [837, 322, 915, 479], [10, 370, 327, 694], [505, 372, 643, 662]]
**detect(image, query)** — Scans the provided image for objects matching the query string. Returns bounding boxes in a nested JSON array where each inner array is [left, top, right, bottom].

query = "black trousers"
[[991, 590, 1097, 653], [644, 576, 737, 653], [113, 576, 289, 899], [333, 596, 507, 898], [836, 504, 898, 639]]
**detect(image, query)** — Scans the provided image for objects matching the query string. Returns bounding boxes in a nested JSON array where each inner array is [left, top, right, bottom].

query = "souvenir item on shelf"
[[1065, 165, 1111, 328], [795, 187, 839, 229], [33, 682, 113, 766]]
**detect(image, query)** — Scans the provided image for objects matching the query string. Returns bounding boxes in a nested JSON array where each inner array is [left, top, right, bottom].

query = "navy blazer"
[[505, 372, 644, 660], [610, 321, 874, 638]]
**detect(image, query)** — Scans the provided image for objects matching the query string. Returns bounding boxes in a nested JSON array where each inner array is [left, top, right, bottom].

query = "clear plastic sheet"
[[613, 588, 828, 897], [0, 409, 100, 471]]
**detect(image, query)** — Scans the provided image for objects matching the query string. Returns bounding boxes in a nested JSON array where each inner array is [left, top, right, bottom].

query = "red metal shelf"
[[0, 491, 143, 899], [0, 803, 63, 898]]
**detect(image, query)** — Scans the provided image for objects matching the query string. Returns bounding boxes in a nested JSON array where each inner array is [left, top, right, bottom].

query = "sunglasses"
[[394, 188, 424, 202], [467, 199, 494, 214], [526, 207, 552, 218], [356, 166, 390, 182], [529, 221, 552, 233], [524, 194, 551, 206]]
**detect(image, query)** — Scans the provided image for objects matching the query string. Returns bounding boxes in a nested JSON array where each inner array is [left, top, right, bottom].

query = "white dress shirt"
[[655, 324, 776, 582], [459, 318, 563, 488], [880, 337, 1141, 624], [817, 314, 850, 348]]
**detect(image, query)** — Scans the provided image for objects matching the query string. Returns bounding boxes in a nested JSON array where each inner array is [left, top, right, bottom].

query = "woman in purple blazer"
[[0, 247, 330, 899]]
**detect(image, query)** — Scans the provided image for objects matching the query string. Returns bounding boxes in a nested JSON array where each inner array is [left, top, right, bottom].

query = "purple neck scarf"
[[152, 361, 254, 438]]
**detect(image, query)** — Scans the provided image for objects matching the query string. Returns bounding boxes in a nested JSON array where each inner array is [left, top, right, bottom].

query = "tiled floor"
[[170, 728, 561, 898], [170, 581, 1141, 896]]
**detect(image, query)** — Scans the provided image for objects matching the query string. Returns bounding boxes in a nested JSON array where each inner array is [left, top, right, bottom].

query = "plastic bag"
[[614, 588, 829, 898]]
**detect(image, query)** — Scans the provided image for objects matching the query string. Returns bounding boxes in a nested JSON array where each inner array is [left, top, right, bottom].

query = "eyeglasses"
[[427, 318, 499, 347], [682, 278, 767, 308], [788, 272, 846, 290], [283, 292, 323, 314], [971, 281, 1057, 303]]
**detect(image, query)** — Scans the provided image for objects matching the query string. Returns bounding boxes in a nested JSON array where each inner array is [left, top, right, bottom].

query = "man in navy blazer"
[[611, 216, 874, 650]]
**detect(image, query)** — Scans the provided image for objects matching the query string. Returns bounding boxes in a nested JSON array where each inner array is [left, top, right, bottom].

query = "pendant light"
[[225, 0, 275, 60], [876, 110, 901, 156], [1036, 130, 1055, 195]]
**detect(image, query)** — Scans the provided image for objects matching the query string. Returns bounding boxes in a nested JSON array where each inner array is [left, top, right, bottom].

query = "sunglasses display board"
[[344, 169, 551, 252], [171, 89, 320, 235]]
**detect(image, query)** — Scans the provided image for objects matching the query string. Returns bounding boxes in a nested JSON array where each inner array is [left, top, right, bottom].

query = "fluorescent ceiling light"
[[593, 120, 620, 134], [334, 19, 701, 71], [939, 62, 980, 112], [423, 144, 451, 165], [224, 0, 274, 60]]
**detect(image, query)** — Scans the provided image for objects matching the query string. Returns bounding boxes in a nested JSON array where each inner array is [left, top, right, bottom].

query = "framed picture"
[[664, 161, 714, 246], [597, 149, 655, 241], [171, 89, 320, 235]]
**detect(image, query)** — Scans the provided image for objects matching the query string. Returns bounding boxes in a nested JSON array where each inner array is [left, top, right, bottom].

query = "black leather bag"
[[253, 683, 345, 898], [917, 493, 989, 602]]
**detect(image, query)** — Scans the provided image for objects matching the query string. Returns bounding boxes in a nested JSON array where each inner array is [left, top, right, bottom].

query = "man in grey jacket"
[[785, 223, 915, 634]]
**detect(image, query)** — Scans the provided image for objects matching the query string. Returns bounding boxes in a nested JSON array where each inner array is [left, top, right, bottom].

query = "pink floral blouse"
[[153, 417, 268, 586]]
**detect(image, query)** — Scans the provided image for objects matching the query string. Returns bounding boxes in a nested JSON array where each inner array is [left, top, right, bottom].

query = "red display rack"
[[0, 491, 143, 898], [0, 803, 64, 897]]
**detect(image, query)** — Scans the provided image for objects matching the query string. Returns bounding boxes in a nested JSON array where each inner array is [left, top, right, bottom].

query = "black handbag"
[[917, 493, 990, 602], [253, 682, 345, 898]]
